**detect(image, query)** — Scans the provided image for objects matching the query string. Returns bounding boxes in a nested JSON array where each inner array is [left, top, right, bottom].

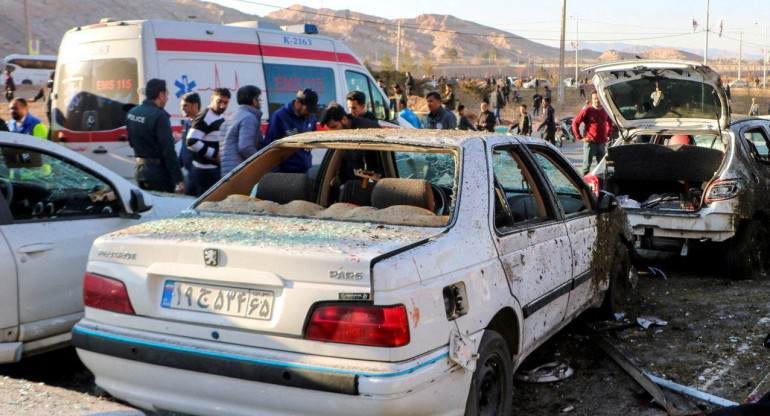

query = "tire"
[[464, 330, 513, 416], [725, 219, 770, 280], [555, 132, 565, 148], [599, 244, 633, 320], [21, 79, 32, 85]]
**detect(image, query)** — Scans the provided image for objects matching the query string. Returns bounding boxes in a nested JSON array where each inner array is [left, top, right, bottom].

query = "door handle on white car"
[[18, 243, 54, 254]]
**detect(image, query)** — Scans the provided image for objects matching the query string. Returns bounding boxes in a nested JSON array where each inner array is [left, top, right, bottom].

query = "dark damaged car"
[[586, 60, 770, 279], [72, 130, 633, 415]]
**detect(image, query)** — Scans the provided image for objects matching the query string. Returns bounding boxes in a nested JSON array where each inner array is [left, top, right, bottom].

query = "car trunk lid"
[[90, 213, 442, 337], [586, 60, 730, 132]]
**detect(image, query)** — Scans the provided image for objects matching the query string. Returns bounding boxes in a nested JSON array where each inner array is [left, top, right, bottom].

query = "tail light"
[[584, 174, 600, 196], [305, 304, 410, 347], [705, 179, 743, 203], [83, 272, 135, 315]]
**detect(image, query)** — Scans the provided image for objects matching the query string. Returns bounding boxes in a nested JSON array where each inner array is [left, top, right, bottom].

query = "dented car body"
[[73, 130, 633, 415], [587, 60, 770, 278]]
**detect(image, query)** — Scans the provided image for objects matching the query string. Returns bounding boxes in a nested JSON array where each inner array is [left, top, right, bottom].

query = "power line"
[[223, 0, 700, 43]]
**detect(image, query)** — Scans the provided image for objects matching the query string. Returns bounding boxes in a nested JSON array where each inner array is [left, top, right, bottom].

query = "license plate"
[[161, 280, 274, 320]]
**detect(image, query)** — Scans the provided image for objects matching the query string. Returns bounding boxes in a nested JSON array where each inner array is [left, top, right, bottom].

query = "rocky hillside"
[[598, 47, 702, 62], [0, 0, 253, 56], [266, 5, 573, 63]]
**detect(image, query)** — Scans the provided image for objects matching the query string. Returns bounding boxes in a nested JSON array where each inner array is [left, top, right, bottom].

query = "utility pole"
[[396, 22, 401, 72], [23, 0, 31, 53], [573, 15, 579, 83], [703, 0, 710, 65], [764, 26, 767, 88], [557, 0, 566, 105], [738, 31, 742, 80]]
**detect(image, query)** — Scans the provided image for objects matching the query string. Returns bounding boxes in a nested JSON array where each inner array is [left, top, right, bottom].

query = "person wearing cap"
[[263, 88, 319, 174], [126, 78, 184, 193]]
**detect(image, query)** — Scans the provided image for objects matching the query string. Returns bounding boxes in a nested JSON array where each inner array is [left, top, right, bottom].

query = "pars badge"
[[203, 248, 219, 267]]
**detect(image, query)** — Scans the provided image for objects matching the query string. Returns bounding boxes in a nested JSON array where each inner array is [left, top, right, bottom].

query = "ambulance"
[[51, 20, 395, 179]]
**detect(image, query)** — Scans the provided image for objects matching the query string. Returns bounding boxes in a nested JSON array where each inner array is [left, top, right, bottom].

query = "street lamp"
[[570, 15, 579, 84]]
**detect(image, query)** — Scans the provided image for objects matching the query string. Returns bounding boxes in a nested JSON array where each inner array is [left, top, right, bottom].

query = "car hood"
[[586, 60, 729, 132]]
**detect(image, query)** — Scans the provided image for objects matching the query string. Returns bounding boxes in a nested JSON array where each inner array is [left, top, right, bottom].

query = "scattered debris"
[[561, 405, 576, 413], [637, 316, 669, 329], [515, 361, 574, 383], [647, 267, 668, 280]]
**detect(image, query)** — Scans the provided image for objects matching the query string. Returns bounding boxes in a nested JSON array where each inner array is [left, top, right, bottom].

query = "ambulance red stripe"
[[154, 39, 359, 64]]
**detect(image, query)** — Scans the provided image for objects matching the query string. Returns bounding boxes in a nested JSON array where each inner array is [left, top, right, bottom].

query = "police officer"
[[126, 79, 184, 193]]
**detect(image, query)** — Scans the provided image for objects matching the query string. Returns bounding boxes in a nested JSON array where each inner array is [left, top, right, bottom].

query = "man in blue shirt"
[[397, 98, 423, 128], [263, 89, 318, 174]]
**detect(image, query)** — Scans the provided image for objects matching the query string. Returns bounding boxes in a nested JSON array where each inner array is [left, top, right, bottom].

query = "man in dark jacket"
[[532, 92, 543, 117], [491, 84, 506, 124], [405, 72, 415, 96], [536, 97, 556, 145], [126, 79, 184, 193], [476, 101, 496, 132], [346, 90, 378, 122], [30, 71, 54, 125], [456, 104, 477, 131], [319, 104, 381, 182], [424, 91, 457, 129], [507, 104, 532, 136], [263, 89, 319, 174]]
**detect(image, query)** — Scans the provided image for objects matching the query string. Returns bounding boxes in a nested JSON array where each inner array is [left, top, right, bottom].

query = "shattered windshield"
[[607, 77, 722, 121], [195, 143, 459, 227]]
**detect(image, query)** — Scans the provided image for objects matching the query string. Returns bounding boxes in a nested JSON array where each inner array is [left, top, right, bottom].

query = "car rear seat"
[[255, 172, 313, 204], [371, 178, 435, 212], [506, 194, 541, 221], [339, 179, 375, 206]]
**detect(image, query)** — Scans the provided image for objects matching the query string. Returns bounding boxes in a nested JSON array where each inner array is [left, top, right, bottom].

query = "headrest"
[[668, 135, 692, 146], [340, 179, 374, 206], [255, 172, 313, 204], [372, 178, 435, 212]]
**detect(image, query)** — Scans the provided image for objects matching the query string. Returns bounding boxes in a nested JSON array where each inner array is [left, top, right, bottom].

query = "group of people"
[[125, 79, 323, 195]]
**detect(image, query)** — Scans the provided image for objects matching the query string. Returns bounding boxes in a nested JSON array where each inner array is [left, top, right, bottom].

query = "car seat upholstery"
[[256, 172, 313, 204], [371, 178, 435, 212], [339, 179, 375, 206]]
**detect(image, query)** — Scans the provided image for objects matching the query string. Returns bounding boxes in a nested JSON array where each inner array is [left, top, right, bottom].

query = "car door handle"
[[18, 243, 54, 254], [93, 148, 108, 154]]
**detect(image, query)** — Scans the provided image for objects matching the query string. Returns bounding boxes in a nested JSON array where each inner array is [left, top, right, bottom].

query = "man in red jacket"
[[572, 91, 615, 174]]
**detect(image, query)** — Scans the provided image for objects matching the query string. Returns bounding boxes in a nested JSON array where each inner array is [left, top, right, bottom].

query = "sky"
[[208, 0, 770, 58]]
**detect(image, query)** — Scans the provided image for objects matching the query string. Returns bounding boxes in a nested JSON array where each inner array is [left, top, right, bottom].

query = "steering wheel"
[[0, 178, 12, 205], [430, 184, 448, 215]]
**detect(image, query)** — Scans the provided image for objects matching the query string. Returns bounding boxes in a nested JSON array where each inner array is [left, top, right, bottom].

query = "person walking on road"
[[177, 92, 200, 195], [185, 88, 230, 196], [476, 101, 496, 132], [507, 104, 532, 136], [490, 84, 506, 125], [405, 71, 415, 96], [749, 98, 760, 116], [424, 91, 457, 129], [220, 85, 263, 178], [126, 79, 184, 193], [536, 97, 556, 145], [532, 91, 543, 117], [456, 104, 477, 131], [263, 88, 319, 174], [3, 70, 15, 102], [543, 85, 552, 103], [572, 91, 615, 174]]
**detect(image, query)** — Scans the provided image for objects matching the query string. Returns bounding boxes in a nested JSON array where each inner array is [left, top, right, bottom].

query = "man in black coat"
[[476, 102, 496, 132]]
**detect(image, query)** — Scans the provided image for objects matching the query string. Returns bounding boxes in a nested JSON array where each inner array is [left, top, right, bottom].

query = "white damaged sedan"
[[0, 132, 191, 363], [74, 130, 634, 416]]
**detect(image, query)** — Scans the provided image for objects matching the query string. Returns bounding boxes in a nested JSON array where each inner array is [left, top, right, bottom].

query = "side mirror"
[[129, 188, 152, 214], [597, 190, 617, 212]]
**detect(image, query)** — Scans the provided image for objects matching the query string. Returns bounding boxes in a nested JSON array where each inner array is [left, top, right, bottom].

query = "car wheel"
[[725, 219, 770, 280], [599, 244, 633, 319], [464, 330, 512, 416], [21, 79, 32, 85]]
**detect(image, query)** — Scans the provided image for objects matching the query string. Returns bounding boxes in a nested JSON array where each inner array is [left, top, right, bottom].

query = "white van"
[[51, 20, 395, 179], [2, 54, 57, 85]]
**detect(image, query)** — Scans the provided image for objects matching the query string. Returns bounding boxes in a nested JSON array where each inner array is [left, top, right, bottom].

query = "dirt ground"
[[512, 250, 770, 416]]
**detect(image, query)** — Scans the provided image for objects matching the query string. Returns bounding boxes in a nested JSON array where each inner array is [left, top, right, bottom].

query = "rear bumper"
[[73, 320, 470, 416], [627, 210, 738, 242]]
